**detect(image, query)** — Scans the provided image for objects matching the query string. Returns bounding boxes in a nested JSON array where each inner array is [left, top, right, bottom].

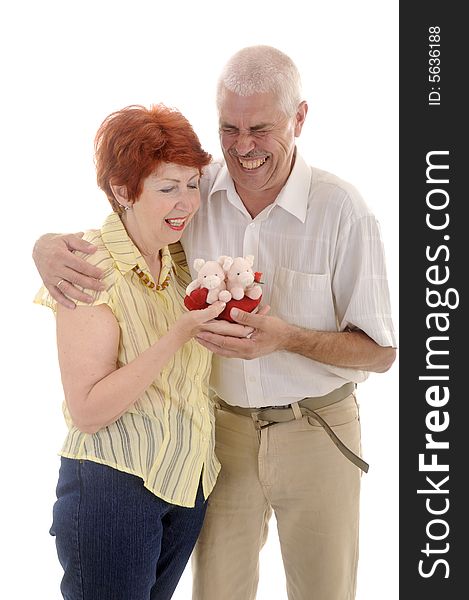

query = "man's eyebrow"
[[250, 123, 273, 130], [220, 122, 272, 130]]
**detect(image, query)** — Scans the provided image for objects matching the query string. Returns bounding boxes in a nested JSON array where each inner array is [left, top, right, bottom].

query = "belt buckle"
[[251, 410, 276, 431]]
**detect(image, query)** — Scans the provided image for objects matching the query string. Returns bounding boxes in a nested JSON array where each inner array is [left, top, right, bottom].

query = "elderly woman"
[[35, 105, 226, 600]]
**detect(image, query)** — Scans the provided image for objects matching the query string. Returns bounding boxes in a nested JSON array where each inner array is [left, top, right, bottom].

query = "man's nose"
[[234, 132, 256, 155]]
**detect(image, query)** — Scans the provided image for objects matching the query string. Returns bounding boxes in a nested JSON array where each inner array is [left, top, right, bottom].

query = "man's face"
[[218, 89, 307, 200]]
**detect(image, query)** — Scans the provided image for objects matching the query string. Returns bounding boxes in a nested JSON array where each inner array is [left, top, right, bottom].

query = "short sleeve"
[[33, 284, 59, 313]]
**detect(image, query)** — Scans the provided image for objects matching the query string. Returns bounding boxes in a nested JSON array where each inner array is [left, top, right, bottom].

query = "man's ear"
[[110, 183, 130, 208], [294, 101, 308, 137]]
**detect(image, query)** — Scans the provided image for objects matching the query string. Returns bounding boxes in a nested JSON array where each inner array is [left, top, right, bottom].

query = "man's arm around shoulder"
[[32, 232, 105, 308]]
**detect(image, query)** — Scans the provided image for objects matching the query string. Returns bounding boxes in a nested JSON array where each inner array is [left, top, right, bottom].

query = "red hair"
[[94, 104, 212, 212]]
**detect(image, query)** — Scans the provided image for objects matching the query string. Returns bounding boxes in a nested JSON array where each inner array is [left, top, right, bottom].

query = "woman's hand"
[[196, 303, 270, 339], [170, 301, 228, 344]]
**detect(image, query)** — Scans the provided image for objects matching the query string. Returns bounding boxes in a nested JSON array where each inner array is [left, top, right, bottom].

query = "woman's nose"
[[177, 189, 200, 211]]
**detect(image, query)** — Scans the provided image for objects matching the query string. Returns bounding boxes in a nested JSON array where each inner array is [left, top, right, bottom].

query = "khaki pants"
[[192, 394, 362, 600]]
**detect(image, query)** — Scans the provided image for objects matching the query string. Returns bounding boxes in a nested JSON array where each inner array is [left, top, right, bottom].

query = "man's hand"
[[32, 233, 105, 308], [196, 306, 292, 359], [197, 306, 396, 372]]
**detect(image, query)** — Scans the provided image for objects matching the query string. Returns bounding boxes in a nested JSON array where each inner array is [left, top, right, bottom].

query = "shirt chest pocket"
[[269, 267, 337, 331]]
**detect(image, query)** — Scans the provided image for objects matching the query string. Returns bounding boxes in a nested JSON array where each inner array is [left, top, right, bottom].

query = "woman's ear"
[[110, 183, 131, 209]]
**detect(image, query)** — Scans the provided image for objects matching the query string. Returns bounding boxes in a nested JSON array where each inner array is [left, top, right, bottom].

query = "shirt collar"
[[275, 152, 310, 223], [208, 163, 249, 216], [208, 150, 310, 223], [101, 212, 172, 286]]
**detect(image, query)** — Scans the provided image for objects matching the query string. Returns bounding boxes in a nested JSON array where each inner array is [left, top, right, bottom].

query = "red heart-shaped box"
[[184, 288, 262, 323]]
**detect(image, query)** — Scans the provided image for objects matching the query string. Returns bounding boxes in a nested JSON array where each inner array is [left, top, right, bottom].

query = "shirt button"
[[201, 406, 205, 412], [250, 222, 256, 228]]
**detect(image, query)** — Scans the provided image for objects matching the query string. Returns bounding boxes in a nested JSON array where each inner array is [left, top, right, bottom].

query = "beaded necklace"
[[132, 265, 171, 291]]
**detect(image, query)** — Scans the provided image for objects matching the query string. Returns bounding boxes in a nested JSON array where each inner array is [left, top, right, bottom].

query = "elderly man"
[[33, 46, 396, 600]]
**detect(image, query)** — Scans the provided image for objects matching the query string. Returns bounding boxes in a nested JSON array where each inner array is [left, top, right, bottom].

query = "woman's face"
[[125, 162, 201, 252]]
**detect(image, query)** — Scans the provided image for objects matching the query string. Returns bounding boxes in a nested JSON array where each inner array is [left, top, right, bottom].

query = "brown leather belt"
[[216, 382, 369, 473]]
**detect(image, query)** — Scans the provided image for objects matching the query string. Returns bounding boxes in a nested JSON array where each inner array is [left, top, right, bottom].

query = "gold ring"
[[56, 279, 66, 289]]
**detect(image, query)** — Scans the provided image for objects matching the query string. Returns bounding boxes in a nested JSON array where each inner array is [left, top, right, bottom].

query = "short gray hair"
[[216, 45, 302, 117]]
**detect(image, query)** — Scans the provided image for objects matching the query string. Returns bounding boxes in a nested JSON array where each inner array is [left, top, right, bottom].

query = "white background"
[[0, 1, 398, 598]]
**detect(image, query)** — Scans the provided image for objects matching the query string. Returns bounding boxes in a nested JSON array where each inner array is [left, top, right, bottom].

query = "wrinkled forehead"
[[218, 89, 286, 127]]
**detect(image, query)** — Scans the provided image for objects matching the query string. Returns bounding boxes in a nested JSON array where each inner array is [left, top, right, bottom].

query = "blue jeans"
[[50, 458, 207, 600]]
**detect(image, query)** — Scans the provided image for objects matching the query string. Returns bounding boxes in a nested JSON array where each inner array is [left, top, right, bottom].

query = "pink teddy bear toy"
[[220, 255, 263, 301], [184, 255, 263, 322], [185, 258, 232, 304]]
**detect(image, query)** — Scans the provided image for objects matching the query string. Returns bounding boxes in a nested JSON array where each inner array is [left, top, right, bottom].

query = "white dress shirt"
[[182, 152, 397, 408]]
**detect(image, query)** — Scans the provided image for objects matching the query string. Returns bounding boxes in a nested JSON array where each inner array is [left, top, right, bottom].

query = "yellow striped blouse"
[[35, 212, 220, 508]]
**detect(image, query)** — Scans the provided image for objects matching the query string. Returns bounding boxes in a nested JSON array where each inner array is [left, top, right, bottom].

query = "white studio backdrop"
[[1, 1, 398, 598]]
